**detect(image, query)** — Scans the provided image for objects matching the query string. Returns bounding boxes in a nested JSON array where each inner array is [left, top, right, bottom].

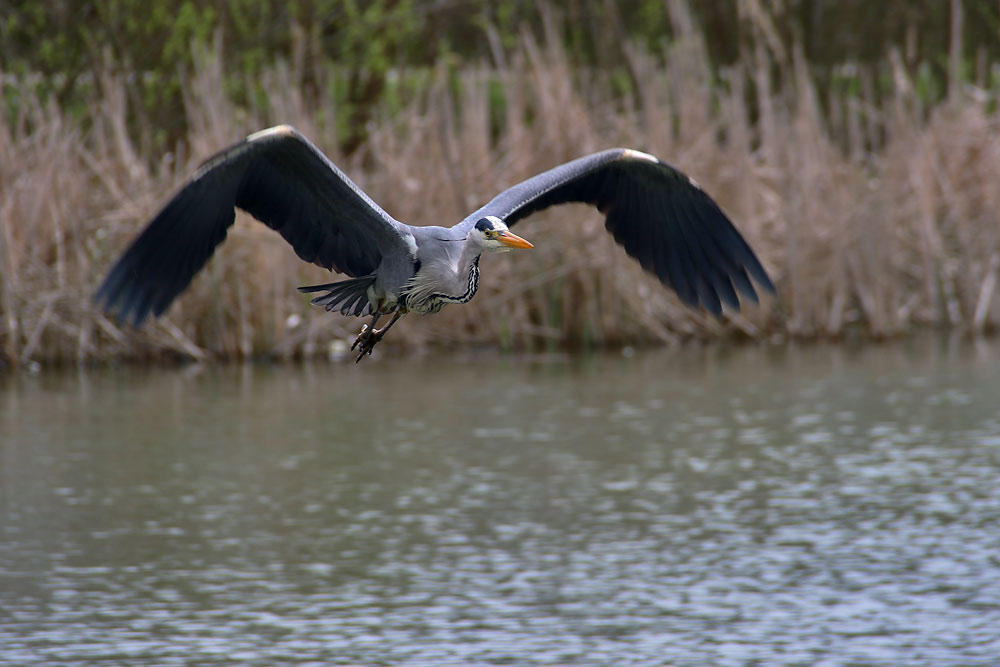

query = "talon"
[[350, 310, 403, 363], [351, 323, 371, 351], [355, 345, 375, 363], [353, 324, 385, 362]]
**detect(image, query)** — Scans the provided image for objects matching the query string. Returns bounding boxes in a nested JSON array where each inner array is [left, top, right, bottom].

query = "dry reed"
[[2, 28, 1000, 365]]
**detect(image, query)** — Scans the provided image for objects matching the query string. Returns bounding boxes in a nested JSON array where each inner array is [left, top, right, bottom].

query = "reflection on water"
[[3, 338, 1000, 666]]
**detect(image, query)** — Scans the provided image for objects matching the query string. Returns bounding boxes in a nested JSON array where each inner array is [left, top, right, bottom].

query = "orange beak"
[[497, 230, 534, 249]]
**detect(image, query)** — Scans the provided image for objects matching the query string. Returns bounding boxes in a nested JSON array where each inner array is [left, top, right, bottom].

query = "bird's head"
[[471, 216, 533, 253]]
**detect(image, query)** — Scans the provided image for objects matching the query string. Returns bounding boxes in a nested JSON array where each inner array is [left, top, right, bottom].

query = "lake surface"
[[2, 339, 1000, 666]]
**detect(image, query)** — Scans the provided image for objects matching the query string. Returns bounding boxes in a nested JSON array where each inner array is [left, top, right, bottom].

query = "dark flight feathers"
[[96, 127, 774, 327], [467, 149, 774, 316], [95, 126, 405, 326]]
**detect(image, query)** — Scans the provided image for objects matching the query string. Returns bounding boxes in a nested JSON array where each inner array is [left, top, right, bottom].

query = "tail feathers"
[[298, 275, 376, 316]]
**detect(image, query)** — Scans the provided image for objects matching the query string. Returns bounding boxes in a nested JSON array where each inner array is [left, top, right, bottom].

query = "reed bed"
[[2, 31, 1000, 365]]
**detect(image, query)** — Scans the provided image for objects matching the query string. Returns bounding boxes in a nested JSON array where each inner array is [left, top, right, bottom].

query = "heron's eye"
[[485, 230, 496, 238]]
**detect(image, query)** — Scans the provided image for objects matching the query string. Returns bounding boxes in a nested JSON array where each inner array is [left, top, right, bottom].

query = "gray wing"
[[95, 125, 413, 326], [462, 149, 774, 315]]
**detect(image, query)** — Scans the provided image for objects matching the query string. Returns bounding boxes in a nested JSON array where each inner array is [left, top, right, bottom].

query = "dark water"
[[2, 339, 1000, 666]]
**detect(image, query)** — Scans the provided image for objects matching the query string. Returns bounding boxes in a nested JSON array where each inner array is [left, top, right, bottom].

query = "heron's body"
[[298, 222, 494, 317], [96, 125, 774, 360]]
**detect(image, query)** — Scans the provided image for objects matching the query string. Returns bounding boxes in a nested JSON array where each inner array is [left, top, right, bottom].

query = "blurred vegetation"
[[3, 1, 1000, 364], [3, 1, 1000, 153]]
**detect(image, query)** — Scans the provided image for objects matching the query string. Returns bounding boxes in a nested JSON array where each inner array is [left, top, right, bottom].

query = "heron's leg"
[[353, 309, 406, 362], [372, 309, 405, 337]]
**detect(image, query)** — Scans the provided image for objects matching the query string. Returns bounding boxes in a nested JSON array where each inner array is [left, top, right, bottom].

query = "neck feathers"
[[433, 255, 480, 305], [404, 247, 482, 315]]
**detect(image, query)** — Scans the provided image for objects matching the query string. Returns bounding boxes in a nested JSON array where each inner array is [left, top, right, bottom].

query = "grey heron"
[[95, 125, 774, 360]]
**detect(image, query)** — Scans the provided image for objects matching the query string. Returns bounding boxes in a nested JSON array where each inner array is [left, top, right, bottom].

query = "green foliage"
[[1, 1, 998, 151]]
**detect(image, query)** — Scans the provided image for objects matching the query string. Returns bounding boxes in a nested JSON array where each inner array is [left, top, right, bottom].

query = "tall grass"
[[2, 25, 1000, 364]]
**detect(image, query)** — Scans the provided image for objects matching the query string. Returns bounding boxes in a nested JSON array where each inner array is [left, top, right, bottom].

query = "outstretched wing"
[[95, 125, 413, 326], [462, 149, 774, 315]]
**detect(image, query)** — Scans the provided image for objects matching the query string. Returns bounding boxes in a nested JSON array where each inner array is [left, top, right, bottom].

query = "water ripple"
[[3, 341, 1000, 665]]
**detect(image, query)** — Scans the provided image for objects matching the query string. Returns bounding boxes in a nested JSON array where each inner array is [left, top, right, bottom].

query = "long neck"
[[457, 237, 484, 281], [441, 244, 481, 304], [403, 236, 484, 314]]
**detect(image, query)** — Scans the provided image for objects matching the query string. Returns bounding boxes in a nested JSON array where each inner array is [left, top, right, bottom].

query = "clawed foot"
[[350, 310, 404, 362], [351, 323, 385, 362]]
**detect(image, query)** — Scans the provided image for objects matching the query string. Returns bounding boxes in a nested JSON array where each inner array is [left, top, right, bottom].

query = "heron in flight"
[[96, 125, 773, 360]]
